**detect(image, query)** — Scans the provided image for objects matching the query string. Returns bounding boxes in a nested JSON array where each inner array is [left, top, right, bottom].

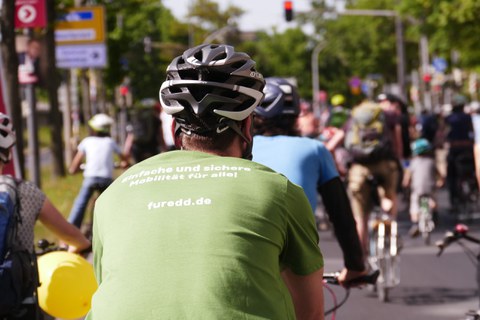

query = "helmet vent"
[[231, 61, 244, 69]]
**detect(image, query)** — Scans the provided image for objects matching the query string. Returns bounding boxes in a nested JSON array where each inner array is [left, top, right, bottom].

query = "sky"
[[162, 0, 313, 33]]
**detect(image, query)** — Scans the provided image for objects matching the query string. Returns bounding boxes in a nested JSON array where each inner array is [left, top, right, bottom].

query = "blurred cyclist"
[[252, 77, 366, 286], [444, 94, 475, 210], [86, 44, 324, 320], [124, 98, 166, 163], [403, 138, 444, 237], [345, 100, 402, 256], [0, 113, 90, 320], [320, 94, 352, 176], [68, 113, 128, 229]]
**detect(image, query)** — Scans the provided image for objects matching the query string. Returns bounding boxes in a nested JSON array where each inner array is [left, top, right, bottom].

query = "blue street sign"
[[58, 11, 93, 22], [432, 57, 447, 73]]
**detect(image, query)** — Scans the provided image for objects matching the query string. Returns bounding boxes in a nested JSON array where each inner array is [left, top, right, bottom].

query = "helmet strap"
[[0, 148, 11, 164], [172, 121, 183, 149], [224, 118, 253, 160]]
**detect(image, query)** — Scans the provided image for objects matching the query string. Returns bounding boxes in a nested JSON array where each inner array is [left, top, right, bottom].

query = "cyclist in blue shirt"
[[252, 77, 366, 286]]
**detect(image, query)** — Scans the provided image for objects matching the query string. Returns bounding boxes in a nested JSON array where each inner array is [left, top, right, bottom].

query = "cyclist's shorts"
[[348, 160, 399, 219]]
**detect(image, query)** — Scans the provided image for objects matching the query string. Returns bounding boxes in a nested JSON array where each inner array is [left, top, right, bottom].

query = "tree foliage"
[[187, 0, 244, 45], [399, 0, 480, 69], [94, 0, 189, 101], [240, 28, 312, 98]]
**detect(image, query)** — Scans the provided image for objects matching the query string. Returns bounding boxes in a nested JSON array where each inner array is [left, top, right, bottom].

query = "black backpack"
[[0, 176, 37, 317]]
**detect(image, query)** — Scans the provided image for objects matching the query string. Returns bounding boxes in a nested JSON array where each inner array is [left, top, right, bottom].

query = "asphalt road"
[[319, 188, 480, 320]]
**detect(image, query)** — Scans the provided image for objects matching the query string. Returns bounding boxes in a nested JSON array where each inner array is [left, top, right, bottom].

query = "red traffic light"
[[120, 85, 129, 96], [284, 1, 293, 22], [423, 73, 432, 83]]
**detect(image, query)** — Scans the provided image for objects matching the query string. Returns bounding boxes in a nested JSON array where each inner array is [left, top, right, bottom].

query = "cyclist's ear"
[[241, 115, 254, 143], [172, 120, 182, 149]]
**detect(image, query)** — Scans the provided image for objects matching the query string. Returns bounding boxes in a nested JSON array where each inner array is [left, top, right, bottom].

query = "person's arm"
[[123, 132, 134, 161], [325, 128, 345, 152], [393, 123, 404, 160], [318, 177, 366, 281], [281, 267, 324, 320], [474, 144, 480, 189], [402, 167, 412, 188], [69, 150, 85, 174], [38, 198, 91, 253], [116, 148, 130, 169]]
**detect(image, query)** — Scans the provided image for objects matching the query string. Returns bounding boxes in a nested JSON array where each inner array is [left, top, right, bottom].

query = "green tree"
[[240, 28, 312, 99], [399, 0, 480, 69], [187, 0, 244, 45], [298, 0, 420, 102], [98, 0, 189, 101]]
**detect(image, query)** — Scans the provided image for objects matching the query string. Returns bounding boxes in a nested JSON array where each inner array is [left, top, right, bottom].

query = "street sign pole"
[[15, 0, 46, 186], [25, 81, 40, 186], [24, 28, 41, 187]]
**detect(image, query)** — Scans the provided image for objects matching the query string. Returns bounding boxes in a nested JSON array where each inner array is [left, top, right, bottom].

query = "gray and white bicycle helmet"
[[254, 77, 300, 118], [88, 113, 113, 133], [0, 113, 16, 163], [159, 44, 265, 137]]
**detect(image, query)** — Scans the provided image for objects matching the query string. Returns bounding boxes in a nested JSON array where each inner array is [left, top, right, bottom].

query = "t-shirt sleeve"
[[111, 140, 122, 155], [316, 143, 339, 185], [77, 138, 87, 153], [280, 181, 324, 275]]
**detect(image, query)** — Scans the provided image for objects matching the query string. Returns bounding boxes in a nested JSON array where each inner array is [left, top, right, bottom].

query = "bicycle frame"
[[366, 175, 400, 302], [437, 224, 480, 319], [323, 270, 379, 319], [418, 194, 434, 245]]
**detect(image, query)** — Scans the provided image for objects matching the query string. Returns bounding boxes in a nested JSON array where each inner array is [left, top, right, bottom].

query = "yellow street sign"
[[55, 6, 105, 44]]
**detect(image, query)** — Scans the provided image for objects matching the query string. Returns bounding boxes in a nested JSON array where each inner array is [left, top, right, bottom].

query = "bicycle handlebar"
[[323, 269, 380, 286], [436, 224, 480, 256], [36, 239, 92, 257]]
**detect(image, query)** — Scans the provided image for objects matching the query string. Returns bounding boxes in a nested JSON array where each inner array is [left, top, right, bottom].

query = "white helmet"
[[88, 113, 113, 133], [470, 101, 480, 113], [0, 113, 16, 163]]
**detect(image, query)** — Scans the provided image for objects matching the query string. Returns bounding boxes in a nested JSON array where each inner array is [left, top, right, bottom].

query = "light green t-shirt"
[[86, 150, 323, 320]]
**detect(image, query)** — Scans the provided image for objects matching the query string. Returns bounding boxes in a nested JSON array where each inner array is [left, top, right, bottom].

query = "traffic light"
[[284, 1, 293, 22]]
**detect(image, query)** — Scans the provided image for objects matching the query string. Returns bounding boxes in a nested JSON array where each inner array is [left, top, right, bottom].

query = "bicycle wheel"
[[377, 281, 389, 302], [459, 180, 474, 222], [418, 197, 432, 245], [374, 221, 390, 302]]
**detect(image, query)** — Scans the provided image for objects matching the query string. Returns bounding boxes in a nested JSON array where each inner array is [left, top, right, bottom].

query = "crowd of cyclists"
[[3, 42, 480, 319]]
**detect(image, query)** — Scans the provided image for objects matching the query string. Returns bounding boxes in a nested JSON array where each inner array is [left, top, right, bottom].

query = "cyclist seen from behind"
[[345, 99, 403, 257], [68, 113, 128, 229], [124, 98, 166, 164], [403, 138, 444, 237], [86, 44, 324, 320], [0, 113, 90, 320], [444, 94, 475, 211], [252, 77, 366, 286]]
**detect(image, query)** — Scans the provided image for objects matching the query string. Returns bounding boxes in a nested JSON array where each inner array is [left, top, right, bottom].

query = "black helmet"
[[254, 77, 300, 118], [376, 92, 407, 112], [159, 44, 265, 135]]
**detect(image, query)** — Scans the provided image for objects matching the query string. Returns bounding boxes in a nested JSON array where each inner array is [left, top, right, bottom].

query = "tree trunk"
[[45, 0, 66, 177], [0, 0, 26, 177]]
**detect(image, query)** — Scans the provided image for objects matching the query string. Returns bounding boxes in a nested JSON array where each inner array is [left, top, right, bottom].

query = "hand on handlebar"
[[435, 231, 456, 256], [436, 224, 479, 256], [336, 268, 368, 288], [324, 269, 380, 288]]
